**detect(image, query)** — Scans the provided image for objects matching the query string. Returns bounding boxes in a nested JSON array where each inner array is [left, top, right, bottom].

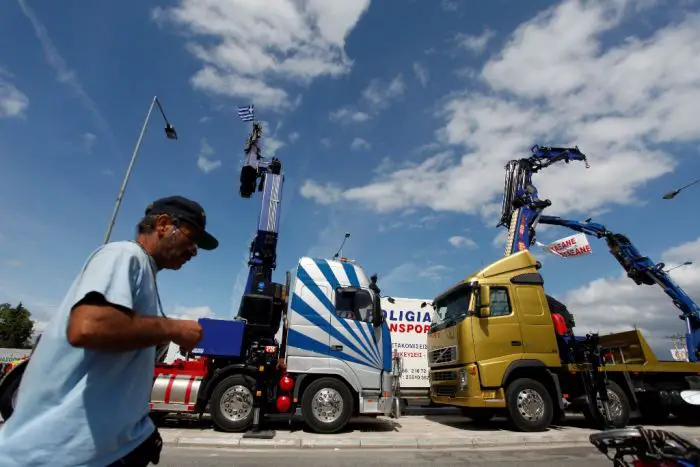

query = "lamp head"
[[663, 189, 680, 200], [164, 123, 178, 140]]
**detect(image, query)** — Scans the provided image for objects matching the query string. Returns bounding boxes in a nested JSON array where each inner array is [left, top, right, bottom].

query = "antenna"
[[333, 232, 351, 259]]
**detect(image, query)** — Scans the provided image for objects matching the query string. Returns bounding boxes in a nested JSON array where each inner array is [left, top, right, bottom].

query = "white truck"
[[382, 296, 433, 408], [159, 295, 434, 412]]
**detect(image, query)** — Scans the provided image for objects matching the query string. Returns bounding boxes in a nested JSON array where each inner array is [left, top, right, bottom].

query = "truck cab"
[[427, 250, 579, 431], [282, 256, 398, 432]]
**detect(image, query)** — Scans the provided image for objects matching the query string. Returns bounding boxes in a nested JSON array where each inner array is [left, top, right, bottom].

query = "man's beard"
[[153, 234, 187, 268]]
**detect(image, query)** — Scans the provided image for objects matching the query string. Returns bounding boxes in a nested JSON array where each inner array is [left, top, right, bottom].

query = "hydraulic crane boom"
[[499, 145, 589, 256], [237, 120, 285, 331], [537, 215, 700, 361], [498, 144, 700, 362]]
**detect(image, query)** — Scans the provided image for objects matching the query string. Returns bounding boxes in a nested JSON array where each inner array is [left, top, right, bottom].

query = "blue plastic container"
[[191, 318, 246, 357]]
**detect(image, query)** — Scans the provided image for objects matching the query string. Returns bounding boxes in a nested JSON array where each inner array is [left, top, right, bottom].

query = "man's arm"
[[66, 244, 177, 351], [67, 292, 177, 351]]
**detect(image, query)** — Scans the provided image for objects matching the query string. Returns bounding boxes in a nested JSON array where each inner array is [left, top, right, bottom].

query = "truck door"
[[514, 286, 560, 365], [471, 286, 524, 388], [330, 287, 383, 390]]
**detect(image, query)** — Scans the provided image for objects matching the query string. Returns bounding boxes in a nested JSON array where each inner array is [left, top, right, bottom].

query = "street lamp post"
[[665, 261, 693, 273], [102, 95, 178, 244], [662, 177, 700, 200]]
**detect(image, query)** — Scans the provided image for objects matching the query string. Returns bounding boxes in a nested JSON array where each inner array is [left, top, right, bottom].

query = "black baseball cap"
[[145, 196, 219, 250]]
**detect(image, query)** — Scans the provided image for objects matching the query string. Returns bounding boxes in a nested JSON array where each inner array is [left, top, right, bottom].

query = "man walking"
[[0, 196, 219, 466]]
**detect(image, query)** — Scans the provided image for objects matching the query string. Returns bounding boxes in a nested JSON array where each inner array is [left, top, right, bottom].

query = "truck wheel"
[[301, 377, 354, 434], [582, 380, 630, 429], [505, 378, 554, 432], [0, 372, 23, 420], [209, 374, 256, 432]]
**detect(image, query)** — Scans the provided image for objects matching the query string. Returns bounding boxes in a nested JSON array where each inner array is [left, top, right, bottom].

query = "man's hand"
[[168, 319, 203, 351]]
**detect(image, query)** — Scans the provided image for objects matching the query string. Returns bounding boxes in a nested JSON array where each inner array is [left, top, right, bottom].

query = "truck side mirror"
[[478, 285, 491, 318], [372, 297, 383, 327], [372, 308, 383, 327]]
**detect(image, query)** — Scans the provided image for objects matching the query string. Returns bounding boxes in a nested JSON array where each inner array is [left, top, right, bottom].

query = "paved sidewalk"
[[159, 413, 700, 450]]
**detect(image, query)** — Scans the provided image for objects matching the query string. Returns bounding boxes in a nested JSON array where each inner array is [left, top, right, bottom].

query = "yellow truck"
[[427, 249, 700, 432]]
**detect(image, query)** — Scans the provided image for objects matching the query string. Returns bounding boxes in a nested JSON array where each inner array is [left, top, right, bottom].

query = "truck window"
[[354, 290, 373, 323], [335, 288, 373, 323], [432, 286, 472, 331], [489, 287, 512, 317]]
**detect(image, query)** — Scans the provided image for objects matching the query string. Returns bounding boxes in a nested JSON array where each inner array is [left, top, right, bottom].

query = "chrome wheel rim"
[[220, 385, 253, 422], [311, 388, 343, 423], [597, 389, 623, 419], [516, 388, 546, 421]]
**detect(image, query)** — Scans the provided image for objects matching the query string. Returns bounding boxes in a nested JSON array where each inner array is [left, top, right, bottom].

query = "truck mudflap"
[[150, 358, 208, 413]]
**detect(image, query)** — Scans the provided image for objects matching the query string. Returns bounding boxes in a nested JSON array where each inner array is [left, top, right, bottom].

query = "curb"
[[163, 429, 700, 450]]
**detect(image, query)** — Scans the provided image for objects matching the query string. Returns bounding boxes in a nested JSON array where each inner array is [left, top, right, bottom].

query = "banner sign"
[[539, 233, 592, 258], [382, 297, 432, 389]]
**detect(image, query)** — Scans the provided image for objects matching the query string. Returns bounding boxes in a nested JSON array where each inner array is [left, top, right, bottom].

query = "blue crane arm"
[[237, 121, 285, 318], [497, 143, 700, 361], [498, 145, 589, 256], [538, 215, 700, 361]]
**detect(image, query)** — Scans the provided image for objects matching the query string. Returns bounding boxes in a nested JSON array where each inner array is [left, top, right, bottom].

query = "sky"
[[1, 0, 700, 358]]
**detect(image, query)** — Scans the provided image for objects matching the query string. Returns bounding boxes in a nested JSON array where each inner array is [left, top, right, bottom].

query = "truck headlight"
[[458, 369, 467, 391]]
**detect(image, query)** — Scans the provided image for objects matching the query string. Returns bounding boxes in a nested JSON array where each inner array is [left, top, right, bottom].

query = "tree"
[[0, 302, 35, 349]]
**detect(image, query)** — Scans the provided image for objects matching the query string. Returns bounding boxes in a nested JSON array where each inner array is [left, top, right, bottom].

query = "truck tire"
[[301, 377, 354, 434], [582, 380, 630, 429], [209, 374, 256, 432], [505, 378, 554, 432], [0, 374, 21, 420]]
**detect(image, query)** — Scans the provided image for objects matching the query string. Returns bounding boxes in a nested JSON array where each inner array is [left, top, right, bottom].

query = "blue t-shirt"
[[0, 241, 160, 466]]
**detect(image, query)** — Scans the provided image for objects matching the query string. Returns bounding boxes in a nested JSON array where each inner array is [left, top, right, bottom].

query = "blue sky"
[[1, 0, 700, 356]]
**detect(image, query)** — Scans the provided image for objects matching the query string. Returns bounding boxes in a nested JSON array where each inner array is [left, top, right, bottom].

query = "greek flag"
[[237, 105, 255, 122]]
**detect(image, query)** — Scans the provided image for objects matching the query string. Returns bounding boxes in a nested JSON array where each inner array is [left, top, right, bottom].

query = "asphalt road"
[[158, 446, 615, 466]]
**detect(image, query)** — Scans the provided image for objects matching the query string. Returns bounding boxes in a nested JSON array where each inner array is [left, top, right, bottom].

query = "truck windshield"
[[430, 286, 472, 332]]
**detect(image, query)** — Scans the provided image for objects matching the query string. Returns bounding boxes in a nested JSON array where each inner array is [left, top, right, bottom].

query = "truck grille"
[[430, 371, 456, 382], [429, 346, 457, 367], [432, 384, 457, 397]]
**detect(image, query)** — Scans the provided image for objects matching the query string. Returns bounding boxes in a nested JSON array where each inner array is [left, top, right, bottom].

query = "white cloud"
[[362, 74, 406, 109], [82, 132, 97, 154], [329, 108, 370, 124], [259, 120, 286, 157], [0, 70, 29, 118], [289, 131, 300, 142], [320, 137, 332, 148], [492, 230, 508, 249], [378, 214, 441, 233], [380, 262, 452, 297], [169, 305, 215, 321], [413, 62, 429, 87], [448, 235, 477, 248], [300, 180, 343, 205], [17, 0, 119, 155], [196, 138, 222, 173], [455, 29, 496, 54], [350, 137, 371, 150], [441, 0, 460, 11], [329, 74, 406, 124], [301, 1, 700, 226], [560, 235, 700, 356], [152, 0, 372, 112], [2, 259, 24, 268]]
